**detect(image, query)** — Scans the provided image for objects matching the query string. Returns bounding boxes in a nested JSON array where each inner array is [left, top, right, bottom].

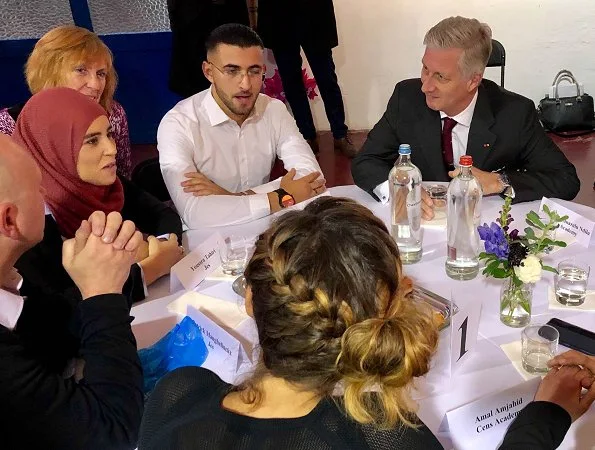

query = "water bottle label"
[[448, 245, 457, 260]]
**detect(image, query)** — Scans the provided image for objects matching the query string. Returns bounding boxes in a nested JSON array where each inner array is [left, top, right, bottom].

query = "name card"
[[446, 377, 540, 445], [186, 305, 253, 384], [450, 297, 482, 374], [170, 233, 222, 292], [540, 197, 594, 248]]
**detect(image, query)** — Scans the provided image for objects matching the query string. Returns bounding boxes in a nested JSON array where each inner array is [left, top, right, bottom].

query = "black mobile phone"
[[544, 318, 595, 356]]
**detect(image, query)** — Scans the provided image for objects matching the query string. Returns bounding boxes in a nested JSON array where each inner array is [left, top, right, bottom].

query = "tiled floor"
[[132, 131, 595, 208]]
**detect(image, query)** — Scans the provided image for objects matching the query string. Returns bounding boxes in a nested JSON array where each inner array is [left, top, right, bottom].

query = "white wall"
[[307, 0, 595, 131]]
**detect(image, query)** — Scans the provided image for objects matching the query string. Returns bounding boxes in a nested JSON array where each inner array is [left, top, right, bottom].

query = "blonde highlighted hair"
[[424, 16, 492, 78], [241, 197, 439, 429], [25, 25, 117, 111]]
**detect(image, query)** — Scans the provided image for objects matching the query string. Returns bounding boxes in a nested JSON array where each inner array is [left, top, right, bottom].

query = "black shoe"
[[334, 135, 358, 158]]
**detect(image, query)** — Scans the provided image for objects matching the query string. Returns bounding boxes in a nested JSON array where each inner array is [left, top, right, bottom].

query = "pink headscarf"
[[12, 87, 124, 238]]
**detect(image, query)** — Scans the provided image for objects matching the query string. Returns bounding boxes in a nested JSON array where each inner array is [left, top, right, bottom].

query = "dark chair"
[[131, 157, 171, 202], [487, 39, 506, 88]]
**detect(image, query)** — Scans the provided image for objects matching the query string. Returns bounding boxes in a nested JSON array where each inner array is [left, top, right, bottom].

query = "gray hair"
[[423, 16, 492, 78]]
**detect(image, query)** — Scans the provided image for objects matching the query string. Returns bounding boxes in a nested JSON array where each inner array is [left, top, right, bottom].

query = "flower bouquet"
[[263, 68, 318, 104], [477, 197, 568, 327]]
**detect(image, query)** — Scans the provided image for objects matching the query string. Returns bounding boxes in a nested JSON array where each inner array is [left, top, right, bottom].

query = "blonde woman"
[[138, 197, 443, 449], [0, 25, 132, 178]]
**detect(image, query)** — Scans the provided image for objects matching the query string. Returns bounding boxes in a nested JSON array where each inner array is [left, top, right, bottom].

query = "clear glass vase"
[[500, 279, 533, 327]]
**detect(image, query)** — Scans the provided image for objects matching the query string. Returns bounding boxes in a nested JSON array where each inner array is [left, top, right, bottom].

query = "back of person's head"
[[25, 25, 117, 110], [243, 197, 438, 429], [0, 135, 45, 251], [424, 16, 492, 78], [205, 23, 264, 55]]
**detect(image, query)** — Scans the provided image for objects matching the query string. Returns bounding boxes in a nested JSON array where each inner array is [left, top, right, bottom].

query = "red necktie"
[[441, 117, 458, 170]]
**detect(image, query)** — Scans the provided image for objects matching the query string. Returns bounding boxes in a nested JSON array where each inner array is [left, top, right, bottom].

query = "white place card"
[[170, 233, 222, 292], [186, 305, 254, 384], [540, 198, 594, 248], [450, 298, 482, 375], [446, 377, 541, 445]]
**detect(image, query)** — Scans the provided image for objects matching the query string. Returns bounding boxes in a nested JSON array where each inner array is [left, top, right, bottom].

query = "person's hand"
[[420, 188, 435, 220], [133, 240, 150, 263], [85, 211, 142, 252], [534, 364, 595, 422], [63, 222, 142, 300], [181, 171, 232, 196], [549, 350, 595, 389], [139, 234, 185, 284], [280, 169, 326, 203], [448, 166, 503, 195]]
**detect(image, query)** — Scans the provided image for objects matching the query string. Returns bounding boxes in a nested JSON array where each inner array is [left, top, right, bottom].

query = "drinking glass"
[[426, 184, 447, 220], [521, 325, 558, 374], [555, 259, 590, 306], [220, 235, 248, 276]]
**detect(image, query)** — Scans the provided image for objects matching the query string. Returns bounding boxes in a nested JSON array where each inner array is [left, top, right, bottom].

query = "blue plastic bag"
[[138, 316, 209, 394]]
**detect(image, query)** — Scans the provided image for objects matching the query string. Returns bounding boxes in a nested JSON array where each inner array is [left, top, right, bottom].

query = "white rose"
[[514, 255, 542, 283]]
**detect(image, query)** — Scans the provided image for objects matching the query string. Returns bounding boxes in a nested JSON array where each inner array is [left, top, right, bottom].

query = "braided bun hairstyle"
[[242, 197, 438, 429]]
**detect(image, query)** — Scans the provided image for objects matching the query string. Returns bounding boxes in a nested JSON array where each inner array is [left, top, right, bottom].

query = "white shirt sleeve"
[[157, 113, 271, 228], [373, 180, 390, 204], [272, 100, 322, 177]]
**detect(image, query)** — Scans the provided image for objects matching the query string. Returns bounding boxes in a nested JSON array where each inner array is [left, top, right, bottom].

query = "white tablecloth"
[[132, 185, 595, 450]]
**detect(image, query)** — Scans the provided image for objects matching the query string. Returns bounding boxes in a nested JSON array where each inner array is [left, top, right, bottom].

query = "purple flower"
[[477, 222, 509, 260]]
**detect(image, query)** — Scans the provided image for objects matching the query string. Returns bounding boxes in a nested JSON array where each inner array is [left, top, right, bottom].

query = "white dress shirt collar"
[[203, 87, 262, 127], [0, 272, 24, 330], [440, 90, 479, 127]]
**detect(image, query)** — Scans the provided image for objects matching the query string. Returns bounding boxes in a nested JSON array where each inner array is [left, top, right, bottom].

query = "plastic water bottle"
[[445, 155, 483, 280], [389, 144, 423, 264]]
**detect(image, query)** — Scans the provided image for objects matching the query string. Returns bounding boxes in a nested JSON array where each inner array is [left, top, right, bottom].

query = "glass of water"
[[521, 324, 559, 374], [220, 235, 248, 276], [555, 259, 590, 306]]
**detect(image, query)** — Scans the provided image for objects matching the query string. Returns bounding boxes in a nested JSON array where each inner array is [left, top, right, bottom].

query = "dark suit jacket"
[[167, 0, 249, 98], [352, 79, 580, 204], [257, 0, 338, 50], [2, 293, 143, 450], [499, 401, 571, 449]]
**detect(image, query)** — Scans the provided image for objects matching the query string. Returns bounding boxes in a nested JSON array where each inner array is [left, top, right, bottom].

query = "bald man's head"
[[0, 134, 45, 250]]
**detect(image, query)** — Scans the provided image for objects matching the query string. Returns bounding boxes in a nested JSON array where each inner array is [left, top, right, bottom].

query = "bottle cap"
[[398, 144, 411, 155], [459, 155, 473, 166]]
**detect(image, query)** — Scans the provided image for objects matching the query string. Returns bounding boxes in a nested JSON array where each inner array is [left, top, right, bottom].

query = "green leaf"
[[542, 265, 558, 274], [543, 204, 551, 214], [526, 211, 545, 228], [559, 215, 569, 222], [552, 240, 567, 247], [524, 227, 537, 239], [492, 268, 510, 278]]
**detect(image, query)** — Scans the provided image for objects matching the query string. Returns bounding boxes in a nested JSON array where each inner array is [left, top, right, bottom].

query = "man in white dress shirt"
[[158, 24, 325, 228]]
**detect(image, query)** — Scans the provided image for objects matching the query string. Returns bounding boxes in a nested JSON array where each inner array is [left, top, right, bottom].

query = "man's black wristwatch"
[[274, 188, 296, 208], [497, 172, 515, 198]]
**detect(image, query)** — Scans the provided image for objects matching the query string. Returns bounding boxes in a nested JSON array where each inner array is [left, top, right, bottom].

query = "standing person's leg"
[[303, 46, 356, 157], [272, 44, 318, 150]]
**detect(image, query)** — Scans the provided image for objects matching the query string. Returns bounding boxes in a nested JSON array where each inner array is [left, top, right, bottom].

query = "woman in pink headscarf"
[[13, 87, 184, 304]]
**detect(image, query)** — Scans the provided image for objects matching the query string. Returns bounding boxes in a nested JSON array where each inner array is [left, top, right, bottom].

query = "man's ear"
[[0, 203, 20, 240], [203, 60, 214, 84], [468, 72, 483, 92], [245, 284, 254, 318]]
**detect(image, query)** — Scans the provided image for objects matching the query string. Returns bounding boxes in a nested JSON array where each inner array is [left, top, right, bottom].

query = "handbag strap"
[[551, 69, 574, 86], [553, 70, 581, 99]]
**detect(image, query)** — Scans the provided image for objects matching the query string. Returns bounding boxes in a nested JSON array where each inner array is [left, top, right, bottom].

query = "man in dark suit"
[[0, 135, 144, 449], [352, 16, 579, 216], [258, 0, 357, 157]]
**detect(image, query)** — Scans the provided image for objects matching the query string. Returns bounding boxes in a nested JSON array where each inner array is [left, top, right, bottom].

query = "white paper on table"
[[548, 285, 595, 312], [445, 377, 541, 449], [170, 233, 222, 292], [540, 198, 594, 248], [185, 306, 256, 384], [499, 340, 541, 381]]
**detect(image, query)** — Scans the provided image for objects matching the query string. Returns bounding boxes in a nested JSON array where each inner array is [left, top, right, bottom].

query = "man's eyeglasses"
[[208, 61, 264, 80]]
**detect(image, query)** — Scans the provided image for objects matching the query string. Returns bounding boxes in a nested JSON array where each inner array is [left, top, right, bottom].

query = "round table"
[[132, 185, 595, 450]]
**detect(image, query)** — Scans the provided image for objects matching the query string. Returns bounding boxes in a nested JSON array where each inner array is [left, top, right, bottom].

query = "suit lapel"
[[415, 107, 448, 181], [467, 84, 496, 170]]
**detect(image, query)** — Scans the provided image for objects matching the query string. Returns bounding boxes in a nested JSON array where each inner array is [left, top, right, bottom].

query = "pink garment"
[[0, 99, 132, 178]]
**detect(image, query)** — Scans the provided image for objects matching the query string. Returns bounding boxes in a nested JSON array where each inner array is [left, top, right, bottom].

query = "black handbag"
[[538, 70, 595, 136]]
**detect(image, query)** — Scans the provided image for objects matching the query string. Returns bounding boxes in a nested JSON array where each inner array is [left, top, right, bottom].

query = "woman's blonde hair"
[[424, 16, 492, 78], [242, 197, 439, 429], [25, 25, 117, 111]]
